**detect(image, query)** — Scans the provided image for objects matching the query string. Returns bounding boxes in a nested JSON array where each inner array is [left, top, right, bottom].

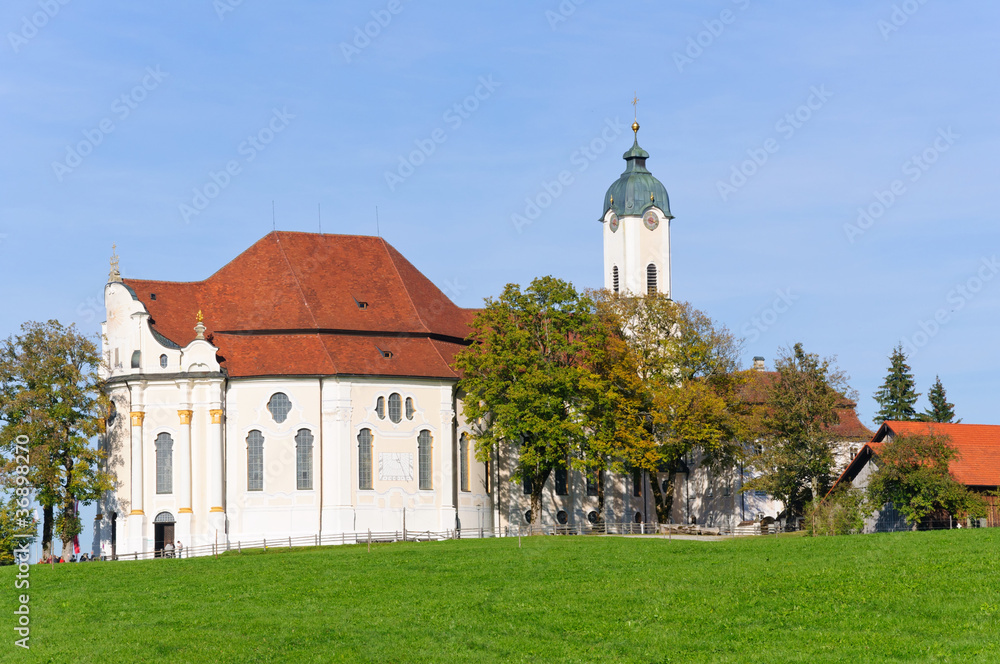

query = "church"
[[96, 120, 869, 556]]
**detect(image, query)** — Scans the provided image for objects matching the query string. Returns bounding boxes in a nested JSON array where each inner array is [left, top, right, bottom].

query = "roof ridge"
[[380, 238, 431, 335]]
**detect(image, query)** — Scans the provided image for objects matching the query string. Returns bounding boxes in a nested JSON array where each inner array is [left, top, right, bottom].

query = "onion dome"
[[601, 121, 672, 220]]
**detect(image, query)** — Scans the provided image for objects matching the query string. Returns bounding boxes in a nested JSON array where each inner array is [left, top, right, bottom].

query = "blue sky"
[[1, 0, 998, 431]]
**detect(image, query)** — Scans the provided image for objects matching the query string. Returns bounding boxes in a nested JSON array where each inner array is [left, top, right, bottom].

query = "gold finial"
[[194, 310, 206, 341], [631, 92, 640, 136], [109, 243, 122, 283], [650, 192, 655, 203]]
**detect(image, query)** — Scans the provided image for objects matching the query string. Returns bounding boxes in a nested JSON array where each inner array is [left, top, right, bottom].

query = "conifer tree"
[[921, 376, 958, 423], [873, 344, 920, 423]]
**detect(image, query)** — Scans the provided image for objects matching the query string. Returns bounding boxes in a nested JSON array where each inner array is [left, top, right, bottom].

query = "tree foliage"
[[873, 344, 920, 423], [0, 320, 114, 556], [455, 278, 598, 525], [921, 376, 958, 423], [866, 432, 986, 526], [805, 485, 865, 536], [589, 292, 751, 523], [746, 343, 853, 518]]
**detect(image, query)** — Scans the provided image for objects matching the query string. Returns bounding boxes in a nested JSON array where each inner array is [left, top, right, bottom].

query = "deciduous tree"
[[866, 432, 985, 527], [456, 278, 597, 527], [0, 320, 114, 557], [589, 292, 751, 523], [746, 343, 853, 519]]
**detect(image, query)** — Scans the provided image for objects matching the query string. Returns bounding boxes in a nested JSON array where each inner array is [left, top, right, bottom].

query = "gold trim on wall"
[[178, 410, 193, 425], [210, 409, 223, 425], [130, 412, 145, 427]]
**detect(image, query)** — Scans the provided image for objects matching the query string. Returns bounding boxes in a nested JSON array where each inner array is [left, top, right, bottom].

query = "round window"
[[556, 510, 568, 525], [524, 510, 532, 525], [587, 511, 599, 525]]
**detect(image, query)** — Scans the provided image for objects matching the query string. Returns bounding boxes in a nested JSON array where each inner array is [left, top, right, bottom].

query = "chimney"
[[753, 356, 766, 371]]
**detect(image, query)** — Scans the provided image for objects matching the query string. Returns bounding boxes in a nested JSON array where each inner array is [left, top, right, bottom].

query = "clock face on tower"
[[643, 211, 659, 231], [608, 213, 619, 233]]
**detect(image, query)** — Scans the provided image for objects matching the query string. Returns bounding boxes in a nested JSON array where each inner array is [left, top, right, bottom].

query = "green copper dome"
[[602, 126, 672, 220]]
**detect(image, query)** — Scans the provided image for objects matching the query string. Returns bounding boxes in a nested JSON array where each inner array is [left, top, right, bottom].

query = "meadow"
[[2, 529, 999, 663]]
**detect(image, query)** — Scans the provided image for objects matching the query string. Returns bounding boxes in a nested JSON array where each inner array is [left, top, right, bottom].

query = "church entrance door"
[[153, 512, 175, 557]]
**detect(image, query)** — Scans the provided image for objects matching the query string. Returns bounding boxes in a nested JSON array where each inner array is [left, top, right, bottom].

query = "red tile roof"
[[830, 421, 1000, 493], [876, 421, 1000, 487], [123, 232, 476, 379]]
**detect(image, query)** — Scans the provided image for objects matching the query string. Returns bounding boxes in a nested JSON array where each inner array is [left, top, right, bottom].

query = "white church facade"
[[96, 122, 871, 556], [98, 233, 492, 557]]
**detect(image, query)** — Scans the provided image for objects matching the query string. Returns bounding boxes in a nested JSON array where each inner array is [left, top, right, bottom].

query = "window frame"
[[459, 433, 470, 493], [388, 393, 402, 424], [295, 429, 314, 490], [155, 432, 173, 495], [358, 429, 374, 490], [247, 430, 264, 492], [267, 393, 292, 423], [417, 430, 433, 490], [555, 467, 568, 496]]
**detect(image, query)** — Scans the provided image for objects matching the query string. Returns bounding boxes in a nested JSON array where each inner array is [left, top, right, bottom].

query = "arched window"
[[131, 351, 141, 369], [646, 264, 658, 294], [155, 433, 173, 494], [418, 430, 432, 490], [159, 354, 168, 369], [375, 397, 385, 420], [295, 429, 314, 490], [460, 433, 470, 493], [267, 393, 291, 423], [247, 430, 264, 491], [388, 393, 402, 423], [358, 429, 373, 490], [405, 397, 414, 420], [612, 265, 620, 294]]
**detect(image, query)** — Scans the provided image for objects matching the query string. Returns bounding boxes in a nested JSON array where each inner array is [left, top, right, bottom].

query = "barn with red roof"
[[831, 421, 1000, 531]]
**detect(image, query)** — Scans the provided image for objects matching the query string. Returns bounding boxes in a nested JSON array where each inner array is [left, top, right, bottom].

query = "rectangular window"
[[523, 475, 533, 496], [418, 431, 432, 490], [460, 434, 470, 493], [633, 469, 642, 497], [295, 429, 314, 490], [358, 429, 373, 490], [155, 433, 173, 494], [247, 430, 264, 491], [555, 468, 568, 496], [586, 471, 599, 497]]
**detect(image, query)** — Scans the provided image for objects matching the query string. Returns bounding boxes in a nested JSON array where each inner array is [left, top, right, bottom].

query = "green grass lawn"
[[2, 529, 1000, 663]]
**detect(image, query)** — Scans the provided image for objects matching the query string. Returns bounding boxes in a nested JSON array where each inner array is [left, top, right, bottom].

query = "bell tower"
[[600, 102, 673, 298]]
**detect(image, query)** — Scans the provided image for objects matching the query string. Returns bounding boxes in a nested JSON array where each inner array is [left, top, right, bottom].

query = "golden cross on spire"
[[631, 92, 640, 136], [196, 310, 204, 323]]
